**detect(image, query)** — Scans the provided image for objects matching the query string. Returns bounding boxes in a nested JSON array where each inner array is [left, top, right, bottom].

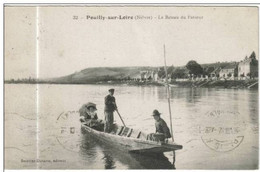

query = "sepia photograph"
[[4, 4, 259, 170]]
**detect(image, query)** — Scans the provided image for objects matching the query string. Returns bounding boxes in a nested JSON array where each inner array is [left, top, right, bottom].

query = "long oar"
[[115, 109, 126, 127]]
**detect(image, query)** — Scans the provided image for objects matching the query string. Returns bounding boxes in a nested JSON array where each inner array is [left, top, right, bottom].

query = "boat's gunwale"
[[81, 123, 182, 148]]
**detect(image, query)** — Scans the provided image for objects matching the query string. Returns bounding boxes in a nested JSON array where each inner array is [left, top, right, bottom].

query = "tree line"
[[158, 60, 206, 79]]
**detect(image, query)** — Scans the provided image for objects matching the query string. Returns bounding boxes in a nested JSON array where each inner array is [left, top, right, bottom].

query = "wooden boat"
[[81, 121, 182, 154]]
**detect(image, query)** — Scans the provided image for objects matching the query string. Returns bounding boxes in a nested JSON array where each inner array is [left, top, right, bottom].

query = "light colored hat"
[[86, 102, 97, 110]]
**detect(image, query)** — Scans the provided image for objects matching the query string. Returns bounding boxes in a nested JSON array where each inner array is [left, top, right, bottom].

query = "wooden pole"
[[116, 109, 126, 127], [163, 44, 176, 168], [163, 44, 174, 142]]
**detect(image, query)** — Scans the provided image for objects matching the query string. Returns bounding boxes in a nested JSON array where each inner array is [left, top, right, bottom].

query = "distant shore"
[[169, 79, 258, 89], [95, 79, 258, 89], [4, 79, 258, 89]]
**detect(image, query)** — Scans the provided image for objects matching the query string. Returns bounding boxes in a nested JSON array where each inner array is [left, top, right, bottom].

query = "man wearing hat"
[[104, 88, 117, 133], [152, 109, 171, 140]]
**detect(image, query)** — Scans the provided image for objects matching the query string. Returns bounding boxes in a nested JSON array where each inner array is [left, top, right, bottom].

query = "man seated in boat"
[[149, 109, 172, 142], [79, 102, 104, 131]]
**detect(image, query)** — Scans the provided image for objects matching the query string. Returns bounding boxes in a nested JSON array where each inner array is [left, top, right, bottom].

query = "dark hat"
[[86, 102, 97, 110], [109, 88, 115, 92], [152, 109, 161, 116]]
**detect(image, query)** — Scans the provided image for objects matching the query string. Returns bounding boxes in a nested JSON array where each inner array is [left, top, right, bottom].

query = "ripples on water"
[[4, 84, 259, 169]]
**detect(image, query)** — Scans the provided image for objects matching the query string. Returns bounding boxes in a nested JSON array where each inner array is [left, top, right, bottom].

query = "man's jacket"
[[104, 95, 117, 112], [155, 118, 171, 138]]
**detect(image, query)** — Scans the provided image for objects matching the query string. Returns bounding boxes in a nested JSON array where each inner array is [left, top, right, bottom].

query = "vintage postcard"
[[4, 4, 259, 169]]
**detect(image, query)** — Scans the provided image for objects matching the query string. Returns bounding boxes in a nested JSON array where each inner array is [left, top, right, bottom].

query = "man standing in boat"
[[104, 88, 117, 133], [152, 109, 171, 141]]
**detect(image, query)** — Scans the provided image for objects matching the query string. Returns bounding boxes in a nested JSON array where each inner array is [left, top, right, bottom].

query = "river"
[[4, 84, 259, 169]]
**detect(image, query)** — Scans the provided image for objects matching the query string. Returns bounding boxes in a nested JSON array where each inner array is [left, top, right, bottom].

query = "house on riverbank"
[[133, 70, 159, 81], [210, 67, 221, 79], [238, 52, 258, 79], [219, 62, 238, 79]]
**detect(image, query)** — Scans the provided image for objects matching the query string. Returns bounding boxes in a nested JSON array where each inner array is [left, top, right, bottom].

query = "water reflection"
[[79, 129, 97, 159], [79, 128, 175, 169], [129, 152, 175, 169], [103, 152, 115, 169], [157, 87, 205, 104]]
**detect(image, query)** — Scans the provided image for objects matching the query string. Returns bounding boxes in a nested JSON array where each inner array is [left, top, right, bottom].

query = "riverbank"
[[95, 79, 258, 89], [4, 79, 258, 89], [169, 79, 258, 89]]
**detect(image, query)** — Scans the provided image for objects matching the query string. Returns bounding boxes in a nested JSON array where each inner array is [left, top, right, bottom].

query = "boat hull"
[[81, 123, 182, 154]]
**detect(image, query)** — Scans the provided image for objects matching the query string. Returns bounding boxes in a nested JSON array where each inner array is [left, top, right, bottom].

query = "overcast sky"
[[5, 6, 258, 79]]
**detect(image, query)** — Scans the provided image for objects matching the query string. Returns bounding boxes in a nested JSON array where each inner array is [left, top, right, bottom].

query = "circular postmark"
[[55, 111, 82, 153], [200, 109, 246, 152]]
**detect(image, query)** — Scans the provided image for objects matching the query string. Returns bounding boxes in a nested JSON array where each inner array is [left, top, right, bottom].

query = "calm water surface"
[[5, 84, 258, 169]]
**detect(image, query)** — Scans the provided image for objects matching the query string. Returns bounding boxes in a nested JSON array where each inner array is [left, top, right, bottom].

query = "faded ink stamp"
[[199, 110, 246, 152], [55, 111, 82, 153]]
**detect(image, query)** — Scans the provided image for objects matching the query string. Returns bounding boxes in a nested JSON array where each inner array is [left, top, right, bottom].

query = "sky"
[[5, 6, 259, 79]]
